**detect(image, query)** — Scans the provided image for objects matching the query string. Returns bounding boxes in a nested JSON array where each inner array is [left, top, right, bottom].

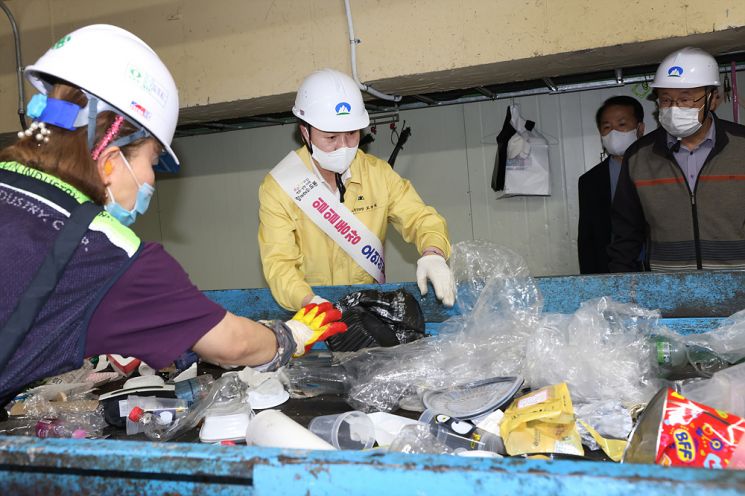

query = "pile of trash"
[[280, 240, 745, 467], [2, 240, 745, 469]]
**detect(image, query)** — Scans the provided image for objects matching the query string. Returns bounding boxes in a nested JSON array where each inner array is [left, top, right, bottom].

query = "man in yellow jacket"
[[258, 69, 454, 311]]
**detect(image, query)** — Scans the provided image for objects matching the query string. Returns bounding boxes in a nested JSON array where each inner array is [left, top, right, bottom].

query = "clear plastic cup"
[[418, 409, 504, 454], [308, 411, 376, 450]]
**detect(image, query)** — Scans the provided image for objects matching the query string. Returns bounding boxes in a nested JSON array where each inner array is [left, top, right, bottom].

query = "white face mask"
[[659, 106, 703, 139], [310, 143, 357, 174], [601, 129, 639, 157]]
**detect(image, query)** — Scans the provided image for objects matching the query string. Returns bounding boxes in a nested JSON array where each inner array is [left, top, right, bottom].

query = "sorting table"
[[2, 271, 745, 495]]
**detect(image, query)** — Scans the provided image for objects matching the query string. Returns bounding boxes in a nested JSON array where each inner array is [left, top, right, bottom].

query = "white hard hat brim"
[[649, 80, 720, 89]]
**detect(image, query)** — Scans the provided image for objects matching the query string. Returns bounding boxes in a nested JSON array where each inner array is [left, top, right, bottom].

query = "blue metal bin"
[[2, 271, 745, 495]]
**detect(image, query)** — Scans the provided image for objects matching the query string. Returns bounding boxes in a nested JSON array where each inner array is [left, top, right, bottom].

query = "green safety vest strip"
[[0, 161, 141, 257]]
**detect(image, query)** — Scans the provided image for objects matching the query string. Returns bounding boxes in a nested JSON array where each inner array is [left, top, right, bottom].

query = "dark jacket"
[[578, 158, 612, 274], [608, 115, 745, 272], [0, 162, 140, 405]]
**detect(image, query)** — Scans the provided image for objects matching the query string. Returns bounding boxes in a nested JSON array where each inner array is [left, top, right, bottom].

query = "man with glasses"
[[608, 47, 745, 272]]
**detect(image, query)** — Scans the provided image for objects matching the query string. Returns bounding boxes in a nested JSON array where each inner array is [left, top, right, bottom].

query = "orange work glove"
[[284, 302, 348, 357]]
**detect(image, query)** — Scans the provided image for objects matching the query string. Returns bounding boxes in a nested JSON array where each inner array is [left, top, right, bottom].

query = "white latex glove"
[[416, 254, 455, 307], [309, 295, 330, 305]]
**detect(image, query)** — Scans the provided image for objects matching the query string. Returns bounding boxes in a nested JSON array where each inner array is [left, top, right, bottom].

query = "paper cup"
[[245, 410, 335, 450]]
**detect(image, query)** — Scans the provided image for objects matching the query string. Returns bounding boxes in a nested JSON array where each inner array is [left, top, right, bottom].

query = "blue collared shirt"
[[667, 120, 716, 192], [609, 156, 622, 201]]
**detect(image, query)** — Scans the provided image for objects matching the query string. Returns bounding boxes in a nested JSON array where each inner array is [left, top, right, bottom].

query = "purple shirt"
[[85, 242, 226, 369], [667, 120, 716, 192]]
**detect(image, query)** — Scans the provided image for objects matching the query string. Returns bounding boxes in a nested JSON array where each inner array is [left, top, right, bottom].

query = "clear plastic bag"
[[574, 400, 633, 451], [679, 309, 745, 365], [340, 241, 542, 412], [0, 409, 107, 439], [523, 297, 665, 405], [680, 361, 745, 418], [14, 394, 100, 417], [340, 241, 675, 412], [139, 374, 251, 441], [280, 352, 351, 398]]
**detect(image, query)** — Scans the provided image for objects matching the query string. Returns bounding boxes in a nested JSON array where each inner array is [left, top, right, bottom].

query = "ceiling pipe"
[[343, 0, 402, 103], [173, 62, 745, 137], [542, 77, 558, 92], [0, 1, 26, 129], [475, 87, 496, 99]]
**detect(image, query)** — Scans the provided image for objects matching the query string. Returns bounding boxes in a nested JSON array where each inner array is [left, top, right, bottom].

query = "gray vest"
[[627, 118, 745, 271]]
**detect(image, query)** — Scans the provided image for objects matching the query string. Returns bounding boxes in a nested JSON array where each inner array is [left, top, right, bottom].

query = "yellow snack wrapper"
[[500, 383, 584, 457], [578, 419, 627, 462]]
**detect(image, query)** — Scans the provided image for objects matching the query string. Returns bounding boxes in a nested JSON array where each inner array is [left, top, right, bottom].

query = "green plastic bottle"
[[654, 337, 730, 380]]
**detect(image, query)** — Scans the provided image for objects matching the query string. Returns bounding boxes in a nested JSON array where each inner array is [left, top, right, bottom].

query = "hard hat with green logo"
[[25, 24, 180, 172], [292, 69, 370, 132], [650, 47, 721, 90]]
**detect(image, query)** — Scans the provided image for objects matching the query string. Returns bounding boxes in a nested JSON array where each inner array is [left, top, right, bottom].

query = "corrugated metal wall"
[[134, 77, 741, 291]]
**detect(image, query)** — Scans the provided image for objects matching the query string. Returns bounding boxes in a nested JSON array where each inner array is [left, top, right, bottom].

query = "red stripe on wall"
[[634, 177, 685, 187], [699, 175, 745, 182]]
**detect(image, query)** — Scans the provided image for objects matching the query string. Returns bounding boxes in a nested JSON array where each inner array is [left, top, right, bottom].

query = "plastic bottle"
[[654, 337, 730, 379], [419, 410, 504, 454], [35, 418, 90, 439], [174, 375, 215, 404], [123, 396, 188, 435], [131, 374, 249, 442], [127, 406, 175, 438]]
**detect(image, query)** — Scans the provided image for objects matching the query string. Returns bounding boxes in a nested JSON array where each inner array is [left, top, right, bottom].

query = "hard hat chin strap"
[[702, 88, 715, 122], [84, 95, 150, 158], [299, 121, 314, 154]]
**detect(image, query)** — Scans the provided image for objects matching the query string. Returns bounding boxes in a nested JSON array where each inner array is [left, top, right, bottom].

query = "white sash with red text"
[[270, 151, 385, 283]]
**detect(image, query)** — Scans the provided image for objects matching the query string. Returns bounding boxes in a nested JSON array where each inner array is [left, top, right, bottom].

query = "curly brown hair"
[[0, 83, 147, 204]]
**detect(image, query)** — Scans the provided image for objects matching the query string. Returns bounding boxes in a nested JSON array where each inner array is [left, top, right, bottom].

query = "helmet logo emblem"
[[667, 66, 684, 78], [128, 65, 168, 107], [335, 102, 351, 115], [53, 35, 72, 50], [130, 101, 151, 120]]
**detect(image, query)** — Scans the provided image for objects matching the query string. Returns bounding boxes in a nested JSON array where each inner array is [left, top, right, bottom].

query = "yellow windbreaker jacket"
[[258, 147, 451, 310]]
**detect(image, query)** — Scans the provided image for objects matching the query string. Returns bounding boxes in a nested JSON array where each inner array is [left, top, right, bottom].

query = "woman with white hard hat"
[[258, 68, 455, 311], [0, 25, 346, 407]]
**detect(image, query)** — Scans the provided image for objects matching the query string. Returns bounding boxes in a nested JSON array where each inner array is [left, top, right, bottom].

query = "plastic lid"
[[128, 406, 145, 422], [158, 411, 174, 424], [422, 376, 524, 420]]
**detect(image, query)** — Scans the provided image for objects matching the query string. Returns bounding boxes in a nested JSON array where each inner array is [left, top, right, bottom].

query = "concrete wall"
[[1, 1, 743, 291], [130, 74, 741, 291], [1, 0, 744, 133]]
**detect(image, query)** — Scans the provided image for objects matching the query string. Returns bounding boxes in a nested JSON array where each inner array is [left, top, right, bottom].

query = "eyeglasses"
[[657, 93, 708, 109]]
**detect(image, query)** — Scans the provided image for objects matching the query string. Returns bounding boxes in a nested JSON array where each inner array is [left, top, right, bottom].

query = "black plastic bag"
[[325, 289, 426, 352]]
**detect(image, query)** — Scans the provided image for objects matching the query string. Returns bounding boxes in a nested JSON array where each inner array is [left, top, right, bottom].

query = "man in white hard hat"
[[608, 47, 745, 272], [258, 69, 454, 311]]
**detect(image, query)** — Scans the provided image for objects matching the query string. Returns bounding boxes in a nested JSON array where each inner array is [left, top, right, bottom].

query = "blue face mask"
[[104, 152, 155, 226]]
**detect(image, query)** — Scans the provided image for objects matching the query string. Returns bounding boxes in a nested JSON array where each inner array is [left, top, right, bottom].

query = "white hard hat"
[[292, 69, 370, 132], [25, 24, 180, 172], [650, 47, 720, 89]]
